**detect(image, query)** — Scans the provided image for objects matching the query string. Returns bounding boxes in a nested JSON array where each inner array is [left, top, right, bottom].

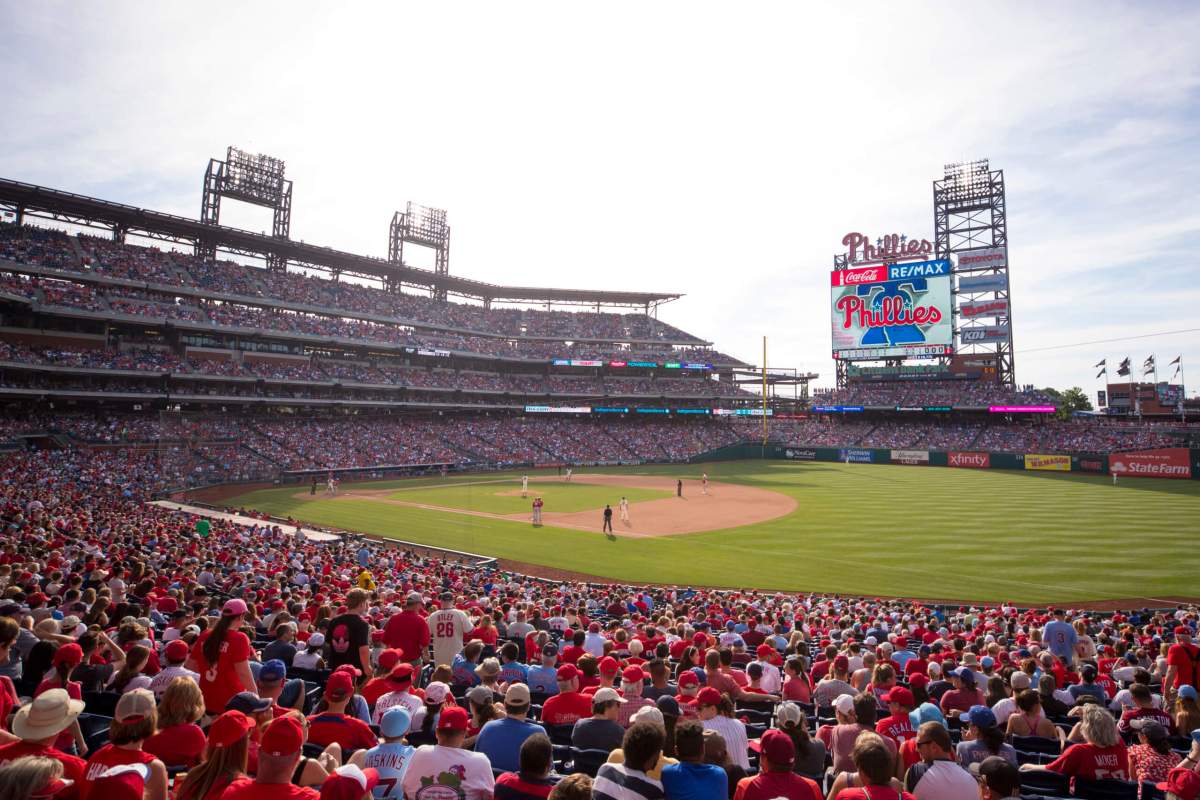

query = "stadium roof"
[[0, 178, 683, 308]]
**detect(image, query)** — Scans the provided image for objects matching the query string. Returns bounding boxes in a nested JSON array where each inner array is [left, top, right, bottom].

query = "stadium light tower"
[[197, 147, 293, 270], [934, 159, 1016, 388], [388, 202, 450, 300]]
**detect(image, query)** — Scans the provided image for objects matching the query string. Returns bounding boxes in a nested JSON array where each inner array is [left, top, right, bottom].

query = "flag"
[[1096, 367, 1107, 379], [1169, 355, 1181, 366], [1093, 359, 1106, 368], [1117, 358, 1131, 377], [1143, 355, 1156, 376], [1144, 355, 1155, 368]]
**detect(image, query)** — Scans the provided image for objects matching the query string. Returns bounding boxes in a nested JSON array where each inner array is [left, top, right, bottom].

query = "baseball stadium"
[[3, 7, 1200, 799]]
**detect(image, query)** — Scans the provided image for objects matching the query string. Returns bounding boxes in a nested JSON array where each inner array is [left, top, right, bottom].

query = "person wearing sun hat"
[[0, 688, 87, 783], [79, 689, 168, 800], [185, 598, 255, 716], [402, 705, 494, 800], [221, 715, 320, 800], [173, 710, 256, 800]]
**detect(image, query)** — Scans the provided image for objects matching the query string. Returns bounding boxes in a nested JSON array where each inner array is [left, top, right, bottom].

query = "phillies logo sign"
[[843, 232, 934, 264]]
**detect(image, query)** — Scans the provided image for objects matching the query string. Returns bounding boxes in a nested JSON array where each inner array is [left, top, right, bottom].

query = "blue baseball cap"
[[980, 657, 994, 669], [963, 705, 997, 729], [1180, 685, 1198, 701], [259, 659, 287, 684], [226, 692, 272, 715], [380, 707, 412, 738]]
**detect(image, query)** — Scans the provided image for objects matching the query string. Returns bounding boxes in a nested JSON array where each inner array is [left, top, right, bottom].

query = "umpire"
[[603, 504, 613, 533]]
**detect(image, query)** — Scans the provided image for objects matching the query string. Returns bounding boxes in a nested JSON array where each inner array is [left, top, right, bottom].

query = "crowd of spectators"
[[0, 444, 1199, 799], [816, 380, 1056, 408]]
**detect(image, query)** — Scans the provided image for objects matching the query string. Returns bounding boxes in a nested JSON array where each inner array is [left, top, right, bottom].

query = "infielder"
[[326, 475, 337, 496], [521, 474, 529, 498], [532, 497, 543, 526], [564, 467, 573, 482], [619, 496, 629, 523], [701, 472, 708, 495]]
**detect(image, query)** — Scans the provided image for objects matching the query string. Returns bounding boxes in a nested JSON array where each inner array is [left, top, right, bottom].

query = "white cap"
[[834, 694, 856, 715]]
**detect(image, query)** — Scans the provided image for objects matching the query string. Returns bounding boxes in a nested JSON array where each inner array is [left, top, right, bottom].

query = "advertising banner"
[[891, 449, 930, 464], [989, 405, 1056, 413], [960, 325, 1011, 344], [949, 451, 990, 468], [1025, 454, 1072, 471], [1097, 390, 1107, 408], [831, 260, 953, 360], [525, 405, 591, 414], [958, 299, 1009, 319], [1109, 448, 1192, 479], [1073, 455, 1108, 473], [959, 274, 1009, 293], [954, 247, 1007, 272], [783, 448, 817, 460], [812, 405, 864, 413], [839, 448, 874, 463]]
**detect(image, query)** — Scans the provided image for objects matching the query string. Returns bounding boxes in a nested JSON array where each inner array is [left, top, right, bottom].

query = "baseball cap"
[[378, 649, 404, 672], [437, 705, 470, 731], [505, 683, 531, 706], [1010, 671, 1031, 690], [833, 655, 849, 671], [599, 656, 620, 676], [90, 764, 149, 800], [1181, 685, 1199, 701], [261, 715, 305, 757], [208, 710, 255, 748], [834, 694, 856, 716], [630, 705, 664, 726], [540, 642, 558, 657], [222, 598, 248, 617], [694, 687, 721, 707], [466, 685, 495, 706], [326, 671, 355, 700], [226, 692, 273, 715], [593, 687, 627, 705], [622, 666, 646, 683], [388, 663, 415, 686], [970, 756, 1021, 797], [475, 658, 500, 678], [556, 664, 580, 681], [115, 689, 155, 722], [656, 695, 681, 717], [259, 659, 288, 685], [883, 687, 914, 708], [1159, 768, 1200, 800], [380, 707, 412, 738], [677, 671, 699, 688], [907, 672, 930, 688], [962, 705, 997, 729], [405, 592, 423, 605], [164, 640, 190, 662], [775, 701, 804, 727], [321, 764, 380, 800], [52, 643, 84, 668], [423, 682, 450, 704], [951, 667, 976, 683], [307, 633, 325, 648], [1131, 719, 1168, 742], [1176, 626, 1193, 638], [749, 728, 795, 765]]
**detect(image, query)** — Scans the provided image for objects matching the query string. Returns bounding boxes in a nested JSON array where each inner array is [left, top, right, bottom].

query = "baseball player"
[[326, 474, 337, 496], [521, 474, 529, 498], [619, 496, 629, 524], [564, 467, 573, 482], [1112, 469, 1118, 486], [676, 479, 682, 497], [701, 472, 708, 495], [532, 497, 543, 526], [602, 504, 613, 534]]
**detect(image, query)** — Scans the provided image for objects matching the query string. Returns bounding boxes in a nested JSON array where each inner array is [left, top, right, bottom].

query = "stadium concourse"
[[1, 447, 1200, 800]]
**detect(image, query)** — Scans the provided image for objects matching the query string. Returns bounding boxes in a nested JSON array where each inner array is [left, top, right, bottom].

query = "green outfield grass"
[[379, 478, 669, 514], [224, 461, 1200, 604]]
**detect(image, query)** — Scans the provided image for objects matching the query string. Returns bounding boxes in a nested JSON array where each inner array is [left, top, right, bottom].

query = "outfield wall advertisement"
[[1025, 454, 1072, 471], [1109, 448, 1192, 479], [891, 449, 930, 464], [948, 451, 990, 468], [831, 260, 953, 360]]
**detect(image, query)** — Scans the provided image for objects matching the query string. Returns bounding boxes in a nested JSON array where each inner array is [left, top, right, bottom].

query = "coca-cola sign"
[[949, 451, 990, 468], [843, 232, 934, 264]]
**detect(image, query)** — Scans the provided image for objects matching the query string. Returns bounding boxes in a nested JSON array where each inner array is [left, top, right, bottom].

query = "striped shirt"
[[702, 715, 751, 769], [593, 763, 665, 800]]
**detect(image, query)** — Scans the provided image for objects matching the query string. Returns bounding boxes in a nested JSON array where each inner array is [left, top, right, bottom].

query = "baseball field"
[[217, 460, 1200, 605]]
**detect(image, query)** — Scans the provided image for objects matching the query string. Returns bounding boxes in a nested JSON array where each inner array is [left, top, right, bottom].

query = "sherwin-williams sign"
[[1025, 454, 1071, 471]]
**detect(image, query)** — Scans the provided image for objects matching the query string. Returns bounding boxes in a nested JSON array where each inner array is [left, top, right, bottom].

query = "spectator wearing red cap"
[[753, 645, 782, 695], [36, 643, 88, 755], [583, 656, 622, 697], [306, 671, 377, 752], [618, 666, 654, 727], [319, 763, 379, 800], [736, 729, 822, 800], [402, 705, 494, 800], [815, 655, 855, 707], [371, 663, 422, 726], [542, 665, 593, 726], [148, 639, 200, 700], [695, 686, 749, 770], [1166, 626, 1200, 703], [79, 689, 168, 800], [876, 687, 917, 744], [186, 599, 255, 716], [174, 710, 254, 799], [383, 592, 430, 666], [221, 715, 320, 800], [359, 649, 403, 707]]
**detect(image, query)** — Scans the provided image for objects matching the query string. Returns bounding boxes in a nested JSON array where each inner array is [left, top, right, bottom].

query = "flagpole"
[[1181, 357, 1187, 423]]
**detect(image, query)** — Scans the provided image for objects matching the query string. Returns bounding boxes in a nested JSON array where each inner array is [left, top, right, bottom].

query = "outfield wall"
[[693, 443, 1200, 479]]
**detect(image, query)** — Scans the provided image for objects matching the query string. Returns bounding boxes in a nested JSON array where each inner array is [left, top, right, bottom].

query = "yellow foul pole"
[[761, 336, 768, 445]]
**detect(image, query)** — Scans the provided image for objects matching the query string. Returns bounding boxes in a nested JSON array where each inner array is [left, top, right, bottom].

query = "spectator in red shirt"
[[383, 592, 429, 666], [305, 671, 377, 752], [144, 676, 207, 767], [875, 687, 917, 744], [1023, 704, 1129, 782], [186, 599, 256, 716], [1166, 627, 1200, 701], [541, 665, 593, 726], [219, 716, 320, 800], [939, 667, 984, 719], [0, 688, 87, 784], [735, 729, 822, 800], [174, 710, 254, 800], [78, 689, 169, 800]]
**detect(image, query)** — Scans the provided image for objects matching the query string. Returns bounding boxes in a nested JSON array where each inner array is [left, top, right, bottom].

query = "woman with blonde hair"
[[0, 756, 68, 800], [174, 710, 254, 800], [1022, 703, 1129, 781], [144, 677, 206, 767], [1174, 686, 1200, 734]]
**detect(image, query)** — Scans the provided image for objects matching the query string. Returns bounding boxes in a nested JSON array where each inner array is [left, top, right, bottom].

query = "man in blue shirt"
[[1042, 608, 1078, 667], [660, 719, 726, 800], [475, 684, 546, 773], [497, 642, 528, 686], [526, 643, 559, 696]]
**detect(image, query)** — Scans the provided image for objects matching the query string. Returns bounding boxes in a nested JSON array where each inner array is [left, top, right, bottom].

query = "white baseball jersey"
[[428, 607, 472, 666]]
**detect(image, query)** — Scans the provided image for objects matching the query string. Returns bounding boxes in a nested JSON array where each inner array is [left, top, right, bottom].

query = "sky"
[[2, 2, 1198, 398]]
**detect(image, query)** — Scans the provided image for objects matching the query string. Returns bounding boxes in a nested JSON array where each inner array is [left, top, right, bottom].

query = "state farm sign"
[[1109, 448, 1192, 479], [949, 451, 990, 468]]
